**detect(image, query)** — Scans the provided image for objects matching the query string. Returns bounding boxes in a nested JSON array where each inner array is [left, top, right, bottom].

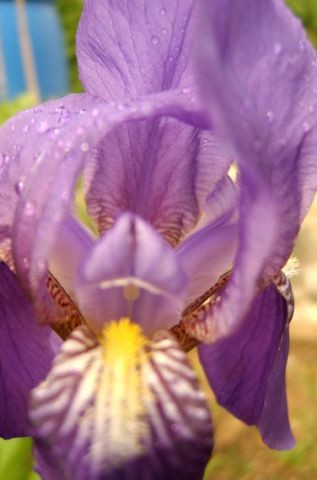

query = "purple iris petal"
[[75, 212, 187, 335], [30, 325, 213, 480], [199, 283, 294, 450], [77, 0, 197, 100], [176, 177, 237, 305], [192, 175, 237, 233], [48, 216, 94, 304], [0, 262, 61, 438], [195, 0, 317, 335]]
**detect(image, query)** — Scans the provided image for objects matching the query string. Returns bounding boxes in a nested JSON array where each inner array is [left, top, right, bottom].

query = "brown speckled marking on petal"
[[272, 271, 294, 323], [47, 272, 84, 339], [178, 271, 231, 342]]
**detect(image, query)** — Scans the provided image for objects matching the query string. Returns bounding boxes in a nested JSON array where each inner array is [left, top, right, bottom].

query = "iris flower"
[[0, 0, 316, 478]]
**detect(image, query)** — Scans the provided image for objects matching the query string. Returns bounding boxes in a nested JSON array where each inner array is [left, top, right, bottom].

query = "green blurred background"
[[0, 1, 317, 479]]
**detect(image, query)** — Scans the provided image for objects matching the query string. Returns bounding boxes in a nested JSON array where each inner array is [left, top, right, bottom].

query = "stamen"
[[282, 256, 300, 279]]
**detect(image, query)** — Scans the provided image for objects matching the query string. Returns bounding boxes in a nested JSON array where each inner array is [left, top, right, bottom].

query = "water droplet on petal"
[[81, 142, 90, 152], [151, 35, 159, 45], [37, 121, 49, 134], [308, 105, 315, 113], [22, 257, 30, 268], [92, 109, 99, 117], [24, 202, 35, 217], [15, 181, 24, 195], [160, 7, 166, 15], [162, 28, 168, 35], [302, 121, 310, 132], [37, 258, 46, 271], [266, 111, 274, 123], [273, 42, 282, 55], [22, 124, 30, 133], [182, 87, 192, 94]]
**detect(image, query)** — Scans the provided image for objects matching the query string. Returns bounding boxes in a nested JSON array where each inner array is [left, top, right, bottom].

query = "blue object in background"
[[0, 0, 69, 101], [0, 1, 26, 98]]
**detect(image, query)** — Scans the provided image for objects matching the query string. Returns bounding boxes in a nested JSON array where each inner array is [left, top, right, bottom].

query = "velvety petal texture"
[[0, 262, 61, 438], [195, 0, 317, 333], [75, 213, 187, 335], [30, 323, 213, 480], [199, 283, 294, 450]]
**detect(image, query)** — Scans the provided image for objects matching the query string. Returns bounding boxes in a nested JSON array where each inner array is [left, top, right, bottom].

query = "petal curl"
[[75, 213, 187, 335], [0, 94, 97, 249], [199, 282, 295, 450], [77, 0, 197, 100], [0, 262, 61, 438], [10, 90, 208, 323], [30, 322, 213, 479], [196, 0, 317, 332]]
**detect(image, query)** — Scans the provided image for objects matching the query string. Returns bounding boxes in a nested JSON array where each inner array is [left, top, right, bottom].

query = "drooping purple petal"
[[0, 262, 61, 438], [195, 0, 317, 333], [77, 0, 198, 100], [30, 323, 213, 480], [199, 283, 294, 450], [75, 212, 187, 335], [10, 89, 208, 323]]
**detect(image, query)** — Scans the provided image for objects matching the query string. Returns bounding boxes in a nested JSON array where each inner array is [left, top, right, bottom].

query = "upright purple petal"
[[75, 213, 187, 335], [77, 0, 198, 100], [199, 283, 294, 450], [30, 323, 213, 479], [78, 1, 229, 245], [0, 262, 61, 438], [195, 0, 317, 332], [84, 123, 230, 245]]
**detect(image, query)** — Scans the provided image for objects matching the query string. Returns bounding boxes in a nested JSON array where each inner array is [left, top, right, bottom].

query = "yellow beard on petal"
[[93, 318, 150, 468]]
